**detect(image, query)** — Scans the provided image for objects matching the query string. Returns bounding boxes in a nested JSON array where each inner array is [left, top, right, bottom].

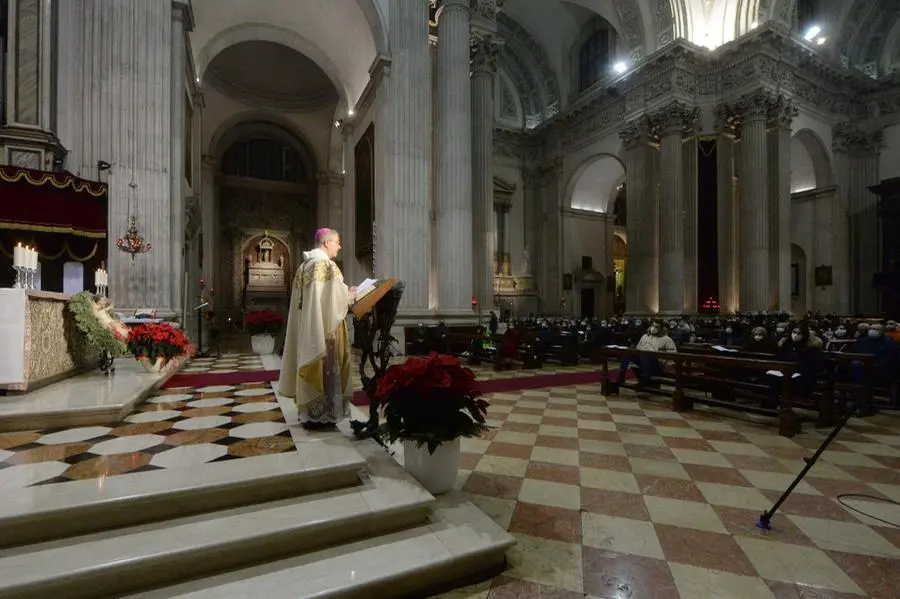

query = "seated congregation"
[[407, 313, 900, 438]]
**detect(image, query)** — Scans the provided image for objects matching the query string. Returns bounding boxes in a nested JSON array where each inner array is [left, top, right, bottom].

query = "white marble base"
[[0, 359, 178, 432]]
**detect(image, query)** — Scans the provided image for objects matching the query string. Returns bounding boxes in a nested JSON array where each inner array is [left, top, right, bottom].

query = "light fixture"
[[816, 37, 827, 45], [334, 119, 343, 129], [612, 61, 627, 75], [803, 25, 821, 41], [348, 109, 355, 117]]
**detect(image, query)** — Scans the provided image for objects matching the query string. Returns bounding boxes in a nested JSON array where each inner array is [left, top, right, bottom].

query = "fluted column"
[[434, 0, 474, 315], [833, 124, 882, 313], [170, 2, 191, 319], [654, 102, 693, 314], [621, 119, 659, 314], [374, 0, 431, 312], [736, 91, 771, 312], [767, 96, 797, 312], [470, 35, 500, 308], [716, 106, 738, 313], [683, 123, 699, 313], [2, 0, 58, 167], [316, 170, 344, 230], [200, 155, 216, 287]]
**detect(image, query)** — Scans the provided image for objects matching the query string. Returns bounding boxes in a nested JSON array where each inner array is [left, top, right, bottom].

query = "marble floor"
[[179, 354, 265, 373], [3, 353, 899, 598], [434, 386, 900, 599], [0, 381, 293, 488]]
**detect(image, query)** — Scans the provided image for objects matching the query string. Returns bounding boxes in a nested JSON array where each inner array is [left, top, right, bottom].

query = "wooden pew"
[[595, 347, 802, 438]]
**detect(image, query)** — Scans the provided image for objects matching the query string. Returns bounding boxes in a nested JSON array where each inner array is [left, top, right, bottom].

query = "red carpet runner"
[[164, 367, 627, 406]]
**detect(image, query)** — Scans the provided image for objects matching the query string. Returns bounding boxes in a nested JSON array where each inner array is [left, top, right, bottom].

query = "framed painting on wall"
[[354, 123, 374, 258]]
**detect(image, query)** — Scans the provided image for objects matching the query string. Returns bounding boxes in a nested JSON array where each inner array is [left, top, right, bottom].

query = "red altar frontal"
[[0, 166, 108, 292]]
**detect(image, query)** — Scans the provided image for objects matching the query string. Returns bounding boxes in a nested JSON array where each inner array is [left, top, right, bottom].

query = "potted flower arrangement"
[[127, 323, 191, 373], [246, 309, 283, 354], [375, 352, 490, 494]]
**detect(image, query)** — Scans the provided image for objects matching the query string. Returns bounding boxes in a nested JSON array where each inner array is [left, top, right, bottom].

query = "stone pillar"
[[170, 1, 192, 320], [1, 0, 60, 168], [200, 155, 217, 287], [833, 124, 882, 314], [654, 102, 693, 315], [682, 122, 699, 314], [716, 106, 739, 314], [374, 0, 432, 313], [316, 170, 344, 230], [434, 0, 474, 316], [470, 36, 500, 308], [620, 118, 659, 314], [522, 167, 540, 278], [735, 91, 771, 312], [767, 95, 797, 312]]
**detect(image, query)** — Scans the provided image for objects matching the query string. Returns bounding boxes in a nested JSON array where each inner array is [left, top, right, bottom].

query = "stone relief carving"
[[611, 0, 646, 60], [654, 0, 675, 48], [650, 101, 699, 136], [500, 81, 517, 117], [766, 94, 799, 129], [619, 117, 658, 148], [470, 35, 501, 73], [498, 46, 542, 128], [832, 123, 884, 155], [497, 13, 560, 121]]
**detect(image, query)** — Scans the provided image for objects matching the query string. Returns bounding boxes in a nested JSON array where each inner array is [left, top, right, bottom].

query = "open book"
[[353, 278, 379, 301]]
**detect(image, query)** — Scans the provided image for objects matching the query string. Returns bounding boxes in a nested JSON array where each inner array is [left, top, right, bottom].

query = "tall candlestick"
[[29, 248, 38, 270], [13, 243, 23, 267]]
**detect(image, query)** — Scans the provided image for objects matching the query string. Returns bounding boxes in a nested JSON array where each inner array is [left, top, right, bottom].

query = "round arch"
[[196, 24, 351, 112], [208, 111, 320, 178], [565, 153, 627, 213], [791, 128, 834, 192]]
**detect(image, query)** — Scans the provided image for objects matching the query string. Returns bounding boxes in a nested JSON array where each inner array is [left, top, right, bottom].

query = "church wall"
[[494, 162, 525, 277], [791, 196, 814, 314], [881, 124, 900, 179], [562, 209, 614, 318]]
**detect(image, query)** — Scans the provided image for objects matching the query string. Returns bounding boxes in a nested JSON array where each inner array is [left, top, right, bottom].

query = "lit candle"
[[13, 243, 23, 268], [30, 248, 38, 270], [102, 270, 108, 287], [95, 269, 100, 288]]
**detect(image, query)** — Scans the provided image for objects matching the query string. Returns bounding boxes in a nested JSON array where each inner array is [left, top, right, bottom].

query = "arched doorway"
[[791, 243, 808, 315]]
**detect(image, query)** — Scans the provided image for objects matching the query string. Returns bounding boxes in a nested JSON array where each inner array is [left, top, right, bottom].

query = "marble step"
[[125, 499, 514, 599], [0, 470, 434, 599], [0, 449, 365, 548]]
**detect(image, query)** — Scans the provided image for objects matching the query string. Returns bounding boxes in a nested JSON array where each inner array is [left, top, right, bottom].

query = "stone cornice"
[[502, 22, 900, 153]]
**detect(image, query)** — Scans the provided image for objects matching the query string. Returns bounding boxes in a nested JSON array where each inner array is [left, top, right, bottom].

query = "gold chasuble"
[[277, 248, 351, 424]]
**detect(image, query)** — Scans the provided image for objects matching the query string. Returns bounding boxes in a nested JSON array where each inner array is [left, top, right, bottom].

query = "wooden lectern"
[[349, 278, 404, 440]]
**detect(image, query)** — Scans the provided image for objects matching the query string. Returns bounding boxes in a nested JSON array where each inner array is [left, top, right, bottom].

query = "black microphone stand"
[[193, 300, 209, 358]]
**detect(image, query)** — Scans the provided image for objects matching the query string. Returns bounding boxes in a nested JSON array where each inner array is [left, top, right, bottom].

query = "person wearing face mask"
[[773, 322, 789, 343], [764, 324, 824, 407], [742, 326, 775, 354], [609, 321, 676, 385], [854, 322, 870, 339], [885, 320, 900, 342], [826, 324, 854, 352], [848, 324, 899, 396], [720, 322, 744, 347]]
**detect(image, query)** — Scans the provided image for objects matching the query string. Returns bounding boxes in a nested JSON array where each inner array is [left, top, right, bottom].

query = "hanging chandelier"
[[117, 178, 151, 262]]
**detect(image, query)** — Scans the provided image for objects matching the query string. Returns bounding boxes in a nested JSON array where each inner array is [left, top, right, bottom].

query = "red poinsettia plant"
[[376, 352, 490, 453], [126, 323, 191, 363], [245, 309, 284, 335]]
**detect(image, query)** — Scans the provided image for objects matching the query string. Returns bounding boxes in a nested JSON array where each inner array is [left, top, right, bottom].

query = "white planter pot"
[[139, 356, 168, 373], [251, 334, 275, 355], [402, 437, 460, 495]]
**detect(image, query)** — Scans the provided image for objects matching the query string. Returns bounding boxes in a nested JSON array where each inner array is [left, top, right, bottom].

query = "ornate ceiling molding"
[[610, 0, 648, 59], [496, 13, 561, 124]]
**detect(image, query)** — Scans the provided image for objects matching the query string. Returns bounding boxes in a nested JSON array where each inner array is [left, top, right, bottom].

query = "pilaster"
[[434, 0, 474, 315], [375, 0, 432, 312], [470, 34, 501, 309], [715, 106, 739, 314], [833, 123, 882, 314], [767, 95, 796, 313], [735, 90, 771, 312], [200, 154, 217, 295], [620, 118, 659, 315], [170, 1, 192, 319], [682, 117, 699, 314], [316, 170, 345, 230]]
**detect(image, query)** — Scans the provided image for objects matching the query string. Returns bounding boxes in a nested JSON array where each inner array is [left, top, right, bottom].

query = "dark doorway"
[[580, 288, 595, 319]]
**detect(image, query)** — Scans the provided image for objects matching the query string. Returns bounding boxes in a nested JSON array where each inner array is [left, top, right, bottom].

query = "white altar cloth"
[[0, 289, 27, 386]]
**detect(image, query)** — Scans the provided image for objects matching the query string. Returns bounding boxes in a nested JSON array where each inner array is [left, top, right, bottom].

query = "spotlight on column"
[[803, 25, 821, 41], [348, 109, 355, 117], [612, 61, 628, 75]]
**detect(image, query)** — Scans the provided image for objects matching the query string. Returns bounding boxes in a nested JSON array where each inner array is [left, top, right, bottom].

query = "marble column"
[[716, 106, 739, 313], [374, 0, 432, 313], [200, 155, 217, 288], [654, 102, 692, 315], [434, 0, 474, 315], [833, 124, 882, 313], [170, 2, 191, 320], [735, 91, 771, 312], [2, 0, 57, 167], [316, 170, 344, 230], [767, 95, 797, 312], [620, 119, 659, 314], [470, 36, 500, 309], [682, 124, 699, 313]]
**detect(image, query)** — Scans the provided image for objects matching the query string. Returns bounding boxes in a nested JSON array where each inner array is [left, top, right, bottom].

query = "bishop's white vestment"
[[277, 248, 351, 424]]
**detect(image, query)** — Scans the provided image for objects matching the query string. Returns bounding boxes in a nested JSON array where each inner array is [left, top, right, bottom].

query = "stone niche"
[[239, 231, 292, 313]]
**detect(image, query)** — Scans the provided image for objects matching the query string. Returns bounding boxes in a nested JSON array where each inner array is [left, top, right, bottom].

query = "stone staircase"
[[0, 436, 513, 599]]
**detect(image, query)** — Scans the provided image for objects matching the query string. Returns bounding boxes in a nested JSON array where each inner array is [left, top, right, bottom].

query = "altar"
[[0, 289, 100, 393], [243, 233, 290, 313]]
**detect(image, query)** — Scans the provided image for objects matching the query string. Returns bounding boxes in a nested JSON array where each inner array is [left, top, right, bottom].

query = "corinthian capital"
[[619, 117, 657, 149], [832, 123, 883, 156], [733, 89, 773, 122], [651, 101, 699, 137], [470, 35, 501, 74], [766, 94, 798, 129], [472, 0, 498, 20]]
